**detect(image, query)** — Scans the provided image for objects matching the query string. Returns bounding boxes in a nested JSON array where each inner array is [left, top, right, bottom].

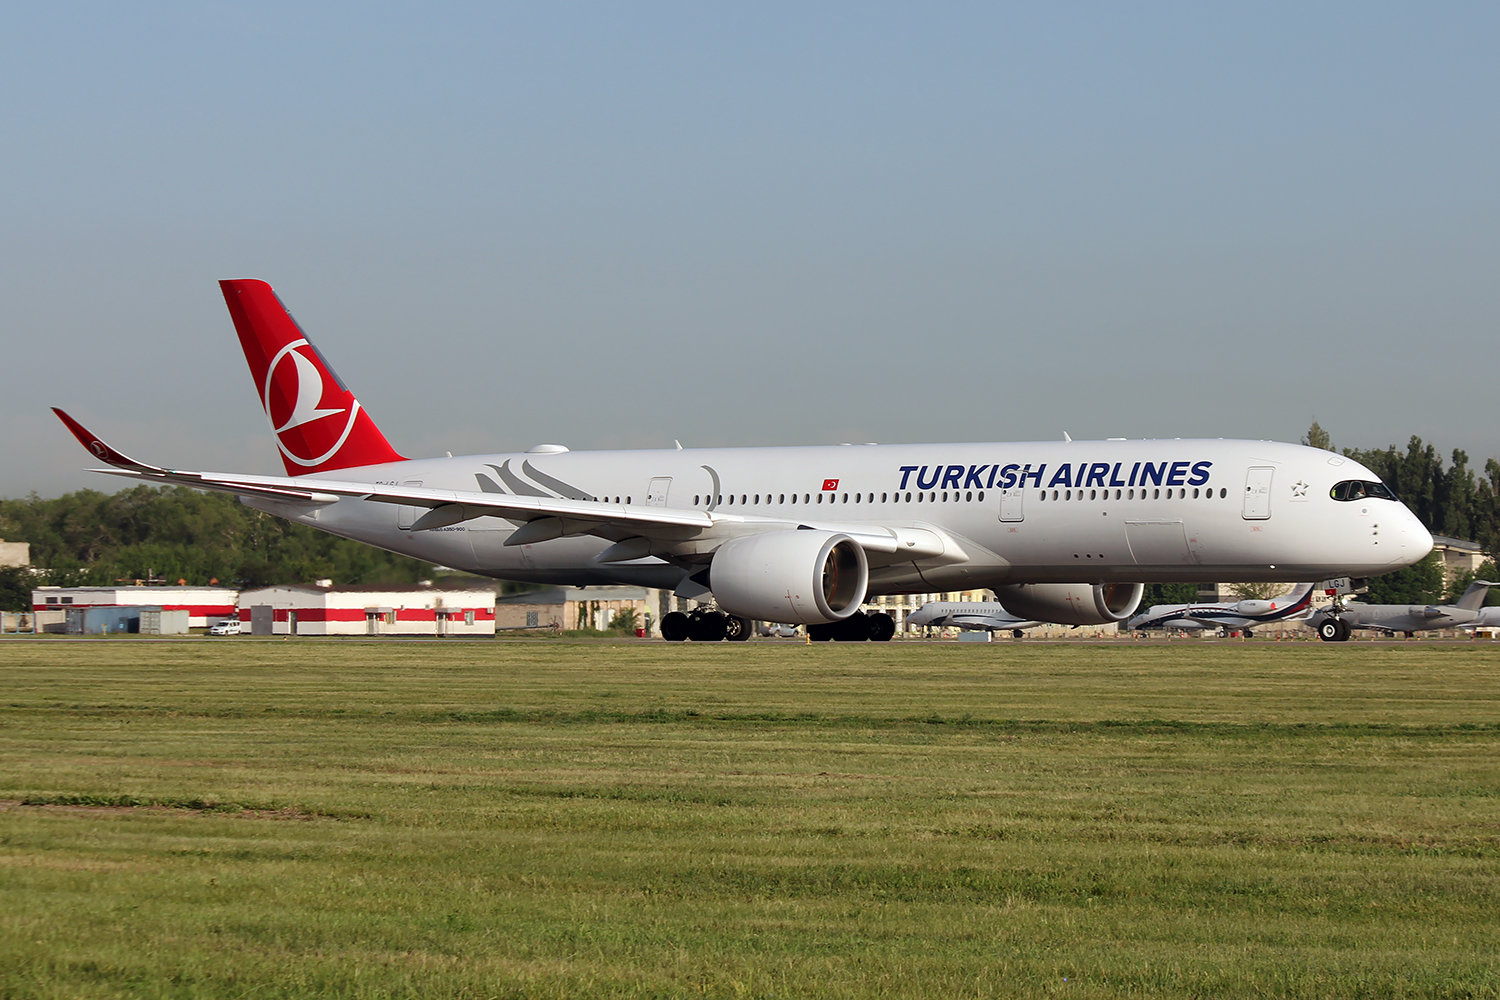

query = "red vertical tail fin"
[[220, 279, 406, 476]]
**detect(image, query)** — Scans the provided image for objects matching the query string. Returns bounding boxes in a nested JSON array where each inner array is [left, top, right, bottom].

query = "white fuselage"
[[905, 602, 1043, 632], [1307, 604, 1477, 634], [248, 438, 1432, 594]]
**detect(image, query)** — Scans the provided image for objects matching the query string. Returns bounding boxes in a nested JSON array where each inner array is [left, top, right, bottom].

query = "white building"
[[31, 586, 239, 628], [237, 584, 496, 636]]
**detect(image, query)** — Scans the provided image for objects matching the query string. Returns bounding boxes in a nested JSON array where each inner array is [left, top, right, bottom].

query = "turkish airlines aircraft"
[[55, 279, 1434, 641]]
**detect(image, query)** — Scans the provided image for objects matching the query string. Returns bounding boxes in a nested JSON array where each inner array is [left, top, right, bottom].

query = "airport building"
[[237, 584, 497, 636], [1431, 535, 1490, 588], [495, 586, 664, 633], [31, 585, 239, 629], [0, 539, 29, 569], [64, 606, 189, 635]]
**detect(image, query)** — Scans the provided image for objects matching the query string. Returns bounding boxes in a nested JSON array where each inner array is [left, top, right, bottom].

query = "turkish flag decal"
[[822, 479, 839, 491]]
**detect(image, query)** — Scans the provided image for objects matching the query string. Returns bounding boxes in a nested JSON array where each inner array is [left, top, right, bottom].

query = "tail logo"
[[264, 339, 362, 468]]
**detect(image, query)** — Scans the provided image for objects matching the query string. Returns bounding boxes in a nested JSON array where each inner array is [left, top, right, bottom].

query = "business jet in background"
[[1306, 580, 1496, 641], [1126, 582, 1318, 637], [1460, 604, 1500, 634], [55, 279, 1434, 641], [905, 601, 1044, 638]]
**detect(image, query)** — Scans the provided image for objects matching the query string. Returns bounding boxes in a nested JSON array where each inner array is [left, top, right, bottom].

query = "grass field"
[[2, 638, 1498, 998]]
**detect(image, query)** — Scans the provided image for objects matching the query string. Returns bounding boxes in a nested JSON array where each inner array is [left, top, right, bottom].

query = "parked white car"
[[208, 620, 242, 636]]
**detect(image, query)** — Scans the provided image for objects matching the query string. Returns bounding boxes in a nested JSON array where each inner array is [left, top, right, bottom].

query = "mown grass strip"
[[2, 641, 1499, 998]]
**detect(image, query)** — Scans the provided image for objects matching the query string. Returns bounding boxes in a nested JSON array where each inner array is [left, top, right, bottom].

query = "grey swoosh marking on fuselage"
[[522, 460, 594, 501], [493, 462, 550, 498], [701, 465, 720, 511], [475, 473, 504, 494]]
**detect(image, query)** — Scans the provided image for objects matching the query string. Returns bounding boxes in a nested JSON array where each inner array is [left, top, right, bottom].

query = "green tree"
[[1469, 560, 1500, 607], [1364, 552, 1443, 605], [1302, 421, 1333, 451], [1138, 583, 1198, 608], [608, 607, 640, 633], [1231, 581, 1290, 602], [0, 566, 31, 612], [0, 486, 434, 586]]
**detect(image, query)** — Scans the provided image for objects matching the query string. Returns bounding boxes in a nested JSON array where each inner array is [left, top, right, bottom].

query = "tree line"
[[0, 486, 433, 610]]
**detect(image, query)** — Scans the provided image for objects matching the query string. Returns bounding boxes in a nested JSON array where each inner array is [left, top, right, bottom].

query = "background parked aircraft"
[[1127, 583, 1317, 637], [1461, 605, 1500, 633], [905, 602, 1044, 638], [1307, 581, 1496, 640]]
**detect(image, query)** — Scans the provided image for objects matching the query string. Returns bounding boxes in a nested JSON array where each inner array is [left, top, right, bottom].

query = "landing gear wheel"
[[867, 612, 896, 642], [724, 615, 751, 642], [1336, 618, 1352, 641], [688, 611, 727, 642], [661, 611, 689, 642], [1243, 629, 1254, 639], [1012, 629, 1025, 639], [837, 611, 871, 642], [807, 623, 833, 641], [1318, 619, 1342, 642]]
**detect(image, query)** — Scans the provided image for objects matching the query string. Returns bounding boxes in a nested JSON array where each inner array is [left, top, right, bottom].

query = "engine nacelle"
[[993, 582, 1144, 626], [710, 530, 869, 625], [1232, 600, 1274, 616]]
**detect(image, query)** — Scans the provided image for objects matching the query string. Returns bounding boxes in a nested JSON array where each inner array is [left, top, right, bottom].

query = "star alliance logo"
[[1291, 480, 1310, 500]]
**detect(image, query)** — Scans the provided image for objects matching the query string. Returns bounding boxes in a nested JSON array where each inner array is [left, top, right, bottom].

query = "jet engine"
[[992, 582, 1144, 626], [1232, 599, 1275, 616], [710, 530, 869, 625]]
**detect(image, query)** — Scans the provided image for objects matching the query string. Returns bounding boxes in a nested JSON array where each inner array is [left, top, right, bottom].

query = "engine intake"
[[710, 530, 869, 625], [993, 582, 1144, 625]]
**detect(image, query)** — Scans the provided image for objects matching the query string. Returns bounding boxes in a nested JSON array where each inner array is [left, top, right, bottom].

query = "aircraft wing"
[[54, 409, 957, 563]]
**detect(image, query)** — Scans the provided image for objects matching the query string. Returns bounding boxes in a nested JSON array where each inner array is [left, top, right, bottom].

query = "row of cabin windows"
[[690, 491, 989, 507], [586, 487, 1233, 506], [1038, 487, 1229, 502]]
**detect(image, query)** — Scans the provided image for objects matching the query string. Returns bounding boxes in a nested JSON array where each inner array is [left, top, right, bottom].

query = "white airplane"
[[54, 279, 1435, 642], [905, 601, 1044, 638], [1126, 583, 1317, 637], [1461, 604, 1500, 633], [1306, 580, 1496, 641]]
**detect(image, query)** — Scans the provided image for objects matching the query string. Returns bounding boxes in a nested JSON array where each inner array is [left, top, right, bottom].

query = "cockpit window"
[[1330, 480, 1397, 502]]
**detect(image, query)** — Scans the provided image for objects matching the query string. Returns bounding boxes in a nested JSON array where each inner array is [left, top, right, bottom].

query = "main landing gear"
[[1318, 618, 1352, 642], [661, 609, 751, 642], [807, 610, 896, 642], [662, 608, 896, 642]]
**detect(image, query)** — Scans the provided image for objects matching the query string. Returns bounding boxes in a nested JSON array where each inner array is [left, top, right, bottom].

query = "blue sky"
[[3, 2, 1496, 496]]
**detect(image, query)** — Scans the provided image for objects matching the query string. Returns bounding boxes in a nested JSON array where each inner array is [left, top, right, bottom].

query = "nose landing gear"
[[1318, 618, 1352, 642]]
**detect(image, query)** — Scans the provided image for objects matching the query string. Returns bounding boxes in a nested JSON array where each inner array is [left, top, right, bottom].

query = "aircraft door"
[[998, 487, 1024, 522], [1242, 468, 1273, 520], [646, 478, 671, 507], [397, 480, 423, 531]]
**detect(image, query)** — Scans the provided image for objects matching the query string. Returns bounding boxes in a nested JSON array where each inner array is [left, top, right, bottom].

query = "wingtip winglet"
[[51, 408, 163, 474]]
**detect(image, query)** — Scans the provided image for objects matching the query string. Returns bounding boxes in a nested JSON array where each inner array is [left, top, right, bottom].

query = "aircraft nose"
[[1393, 509, 1434, 564]]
